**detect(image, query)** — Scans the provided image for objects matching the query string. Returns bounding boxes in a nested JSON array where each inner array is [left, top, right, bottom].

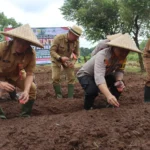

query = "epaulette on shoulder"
[[55, 34, 65, 40]]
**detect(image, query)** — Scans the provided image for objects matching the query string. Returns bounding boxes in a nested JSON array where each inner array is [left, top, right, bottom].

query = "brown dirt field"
[[0, 67, 150, 150]]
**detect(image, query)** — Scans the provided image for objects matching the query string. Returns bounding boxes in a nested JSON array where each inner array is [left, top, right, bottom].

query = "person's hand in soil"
[[106, 94, 120, 107], [98, 83, 120, 107], [0, 81, 15, 92]]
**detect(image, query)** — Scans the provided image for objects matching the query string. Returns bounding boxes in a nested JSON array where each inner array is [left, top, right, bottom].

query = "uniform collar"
[[10, 41, 31, 55], [65, 33, 78, 43], [64, 34, 69, 42]]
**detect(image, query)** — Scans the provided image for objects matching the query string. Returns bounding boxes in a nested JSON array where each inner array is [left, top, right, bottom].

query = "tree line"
[[60, 0, 150, 71]]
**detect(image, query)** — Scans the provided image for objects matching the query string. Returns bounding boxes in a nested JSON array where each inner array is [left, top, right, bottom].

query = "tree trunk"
[[138, 53, 145, 72], [133, 15, 145, 72], [134, 38, 145, 72], [83, 56, 87, 62]]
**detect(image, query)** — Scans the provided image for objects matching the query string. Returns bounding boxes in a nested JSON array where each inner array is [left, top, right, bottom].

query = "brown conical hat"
[[0, 24, 43, 48], [107, 33, 142, 53], [107, 33, 122, 40]]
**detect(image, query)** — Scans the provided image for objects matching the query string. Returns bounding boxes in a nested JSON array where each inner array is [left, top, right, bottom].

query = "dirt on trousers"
[[0, 68, 150, 150]]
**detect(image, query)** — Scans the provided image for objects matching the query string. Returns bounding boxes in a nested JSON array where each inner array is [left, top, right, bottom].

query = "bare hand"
[[106, 95, 120, 107], [66, 61, 74, 68], [114, 80, 125, 92], [0, 81, 15, 92], [60, 56, 69, 63], [18, 91, 29, 104]]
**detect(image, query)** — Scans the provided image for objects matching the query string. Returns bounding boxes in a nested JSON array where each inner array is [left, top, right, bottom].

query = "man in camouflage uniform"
[[0, 24, 43, 119], [143, 39, 150, 102], [50, 25, 82, 99]]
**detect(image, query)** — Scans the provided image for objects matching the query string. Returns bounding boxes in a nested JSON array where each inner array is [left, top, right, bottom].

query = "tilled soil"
[[0, 69, 150, 150]]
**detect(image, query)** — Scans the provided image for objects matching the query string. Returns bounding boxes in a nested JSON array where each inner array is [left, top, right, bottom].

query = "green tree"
[[140, 39, 149, 50], [80, 47, 93, 62], [119, 0, 150, 71], [61, 0, 124, 41], [60, 0, 150, 71], [0, 12, 22, 41]]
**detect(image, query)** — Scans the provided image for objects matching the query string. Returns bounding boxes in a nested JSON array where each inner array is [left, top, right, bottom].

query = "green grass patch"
[[127, 52, 139, 61]]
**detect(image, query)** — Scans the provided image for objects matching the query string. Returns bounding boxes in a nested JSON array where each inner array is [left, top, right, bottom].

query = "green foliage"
[[127, 52, 139, 61], [61, 0, 150, 71], [140, 39, 148, 50], [80, 47, 93, 57], [61, 0, 150, 42], [61, 0, 123, 41], [125, 65, 141, 73], [79, 47, 93, 62], [119, 0, 150, 46], [0, 12, 22, 41]]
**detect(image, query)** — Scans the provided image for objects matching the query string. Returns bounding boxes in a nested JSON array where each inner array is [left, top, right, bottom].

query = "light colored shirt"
[[77, 48, 126, 86]]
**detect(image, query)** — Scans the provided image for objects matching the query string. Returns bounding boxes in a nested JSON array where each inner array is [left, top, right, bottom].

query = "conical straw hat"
[[0, 24, 43, 48], [107, 33, 142, 53], [107, 33, 122, 40]]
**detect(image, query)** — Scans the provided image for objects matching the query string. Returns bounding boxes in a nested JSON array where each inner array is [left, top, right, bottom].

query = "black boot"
[[84, 95, 95, 110], [20, 100, 34, 117], [144, 85, 150, 102], [9, 89, 17, 101]]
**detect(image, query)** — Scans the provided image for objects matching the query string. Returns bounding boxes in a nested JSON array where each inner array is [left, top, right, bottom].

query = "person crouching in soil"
[[77, 33, 142, 110], [143, 39, 150, 102], [50, 25, 82, 99], [0, 24, 43, 119]]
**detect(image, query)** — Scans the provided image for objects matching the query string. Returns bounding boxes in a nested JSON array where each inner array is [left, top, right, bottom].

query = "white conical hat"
[[0, 24, 43, 48], [107, 33, 142, 53], [107, 33, 122, 40]]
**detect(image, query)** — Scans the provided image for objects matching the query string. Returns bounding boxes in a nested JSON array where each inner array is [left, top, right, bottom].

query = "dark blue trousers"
[[78, 74, 121, 110]]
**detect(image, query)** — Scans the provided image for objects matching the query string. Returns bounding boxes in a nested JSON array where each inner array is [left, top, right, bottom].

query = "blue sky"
[[0, 0, 96, 48]]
